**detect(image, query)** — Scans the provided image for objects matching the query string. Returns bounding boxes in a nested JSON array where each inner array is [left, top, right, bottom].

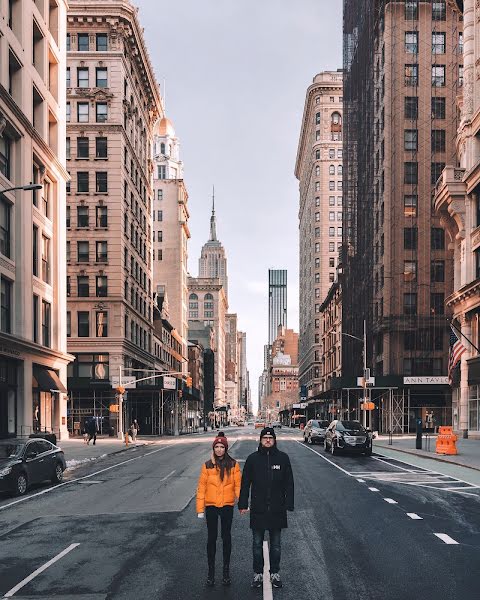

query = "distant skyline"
[[137, 0, 343, 409]]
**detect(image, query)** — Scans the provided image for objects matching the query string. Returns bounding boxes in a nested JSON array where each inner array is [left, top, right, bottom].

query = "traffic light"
[[186, 376, 192, 388]]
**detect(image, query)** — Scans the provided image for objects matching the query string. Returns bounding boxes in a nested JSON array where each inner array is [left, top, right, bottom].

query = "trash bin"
[[108, 426, 115, 437], [30, 432, 57, 446]]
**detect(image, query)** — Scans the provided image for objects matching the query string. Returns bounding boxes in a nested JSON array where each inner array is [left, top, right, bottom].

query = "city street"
[[0, 427, 479, 600]]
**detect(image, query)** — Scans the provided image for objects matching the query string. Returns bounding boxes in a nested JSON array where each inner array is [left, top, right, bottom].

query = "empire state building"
[[199, 193, 228, 300]]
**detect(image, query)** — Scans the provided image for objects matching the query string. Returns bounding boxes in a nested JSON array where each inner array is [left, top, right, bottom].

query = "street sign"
[[163, 376, 177, 390], [111, 376, 136, 389], [357, 377, 375, 387]]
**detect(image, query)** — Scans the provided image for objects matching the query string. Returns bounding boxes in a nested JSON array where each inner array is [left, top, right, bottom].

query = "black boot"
[[222, 565, 231, 586], [206, 566, 215, 587]]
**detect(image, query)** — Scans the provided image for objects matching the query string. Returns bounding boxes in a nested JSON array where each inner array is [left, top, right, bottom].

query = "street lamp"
[[0, 183, 43, 194]]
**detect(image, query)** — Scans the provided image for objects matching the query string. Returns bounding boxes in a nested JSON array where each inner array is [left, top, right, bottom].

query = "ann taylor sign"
[[403, 376, 449, 385]]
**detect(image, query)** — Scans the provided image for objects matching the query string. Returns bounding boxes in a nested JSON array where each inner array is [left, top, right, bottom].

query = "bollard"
[[125, 431, 129, 446], [388, 430, 393, 446], [415, 418, 422, 450]]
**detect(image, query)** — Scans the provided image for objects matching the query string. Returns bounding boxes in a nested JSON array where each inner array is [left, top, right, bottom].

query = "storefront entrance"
[[0, 357, 18, 438]]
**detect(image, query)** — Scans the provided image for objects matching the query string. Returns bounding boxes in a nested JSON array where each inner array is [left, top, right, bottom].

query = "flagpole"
[[447, 318, 480, 354]]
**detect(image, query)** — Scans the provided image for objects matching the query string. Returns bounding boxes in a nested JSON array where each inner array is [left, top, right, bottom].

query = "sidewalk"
[[57, 436, 151, 469], [375, 435, 480, 472]]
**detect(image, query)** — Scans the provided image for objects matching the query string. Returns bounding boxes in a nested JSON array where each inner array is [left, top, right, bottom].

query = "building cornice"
[[0, 334, 74, 365]]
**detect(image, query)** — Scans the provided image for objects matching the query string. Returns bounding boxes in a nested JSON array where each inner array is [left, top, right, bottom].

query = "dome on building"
[[158, 117, 175, 137]]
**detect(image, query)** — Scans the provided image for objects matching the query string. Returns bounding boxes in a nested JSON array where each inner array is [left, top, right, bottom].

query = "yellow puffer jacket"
[[196, 459, 242, 513]]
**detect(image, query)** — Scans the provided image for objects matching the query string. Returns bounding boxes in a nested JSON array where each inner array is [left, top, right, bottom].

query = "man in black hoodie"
[[238, 427, 294, 589]]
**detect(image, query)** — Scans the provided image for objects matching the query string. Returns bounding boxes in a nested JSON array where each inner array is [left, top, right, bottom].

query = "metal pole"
[[174, 391, 179, 436], [118, 365, 123, 439], [363, 319, 367, 428], [160, 389, 164, 436]]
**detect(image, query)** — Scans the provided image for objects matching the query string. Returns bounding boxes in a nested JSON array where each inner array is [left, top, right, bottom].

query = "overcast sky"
[[137, 0, 342, 410]]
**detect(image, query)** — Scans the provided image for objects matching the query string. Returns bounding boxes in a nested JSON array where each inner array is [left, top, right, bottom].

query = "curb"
[[65, 441, 151, 470], [375, 443, 480, 473]]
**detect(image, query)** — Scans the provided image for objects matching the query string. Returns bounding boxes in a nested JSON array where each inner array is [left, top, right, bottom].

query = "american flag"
[[448, 326, 467, 384]]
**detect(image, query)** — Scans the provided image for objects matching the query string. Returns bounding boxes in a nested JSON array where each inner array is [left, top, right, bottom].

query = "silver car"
[[303, 419, 330, 445]]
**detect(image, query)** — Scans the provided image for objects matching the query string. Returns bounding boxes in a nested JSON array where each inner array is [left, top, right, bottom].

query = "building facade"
[[152, 116, 190, 367], [198, 195, 228, 299], [237, 330, 248, 411], [434, 0, 480, 437], [320, 280, 342, 391], [225, 313, 239, 418], [296, 71, 343, 400], [268, 269, 287, 345], [342, 0, 461, 431], [65, 0, 163, 434], [0, 0, 71, 440]]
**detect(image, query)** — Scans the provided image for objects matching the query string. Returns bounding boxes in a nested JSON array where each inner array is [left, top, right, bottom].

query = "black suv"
[[324, 420, 373, 456]]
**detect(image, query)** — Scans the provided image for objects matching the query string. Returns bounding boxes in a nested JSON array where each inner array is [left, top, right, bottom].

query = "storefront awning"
[[33, 367, 67, 393]]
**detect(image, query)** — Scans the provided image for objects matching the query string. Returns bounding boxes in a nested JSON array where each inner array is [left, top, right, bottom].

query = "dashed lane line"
[[159, 470, 176, 483], [296, 441, 352, 476], [3, 543, 80, 598], [407, 513, 423, 520], [262, 540, 273, 600], [434, 533, 459, 545], [368, 487, 380, 492], [384, 498, 398, 504]]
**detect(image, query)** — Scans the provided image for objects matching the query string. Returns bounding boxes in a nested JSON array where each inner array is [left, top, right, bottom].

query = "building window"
[[66, 33, 71, 50], [77, 241, 89, 262], [475, 248, 480, 279], [329, 242, 335, 252], [404, 162, 418, 184], [432, 65, 445, 87], [189, 293, 198, 310], [404, 260, 417, 280], [431, 227, 445, 250], [95, 67, 107, 88], [0, 277, 12, 334], [77, 171, 89, 193], [77, 275, 89, 297], [96, 137, 107, 158], [66, 240, 71, 262], [77, 67, 88, 88], [66, 67, 70, 88], [96, 241, 107, 262], [315, 112, 320, 125], [0, 197, 11, 259], [315, 197, 320, 207], [66, 137, 71, 160], [405, 64, 418, 86], [96, 102, 107, 122], [96, 311, 108, 337], [157, 189, 163, 201], [404, 195, 418, 217], [431, 260, 445, 282], [96, 33, 108, 51], [329, 211, 335, 221], [431, 97, 446, 119], [431, 130, 446, 153], [96, 206, 107, 227], [41, 300, 51, 346], [405, 0, 418, 19], [337, 181, 342, 190], [0, 135, 11, 180], [77, 312, 89, 337], [337, 226, 342, 237], [96, 276, 108, 297], [329, 196, 335, 206], [431, 162, 445, 184], [404, 293, 417, 315], [41, 235, 50, 284], [432, 1, 446, 21], [157, 249, 162, 260], [432, 32, 446, 54], [404, 227, 418, 250], [459, 64, 464, 87], [66, 206, 71, 228], [77, 136, 89, 158], [77, 102, 89, 122], [315, 150, 321, 160], [404, 129, 418, 151], [329, 181, 335, 191], [77, 33, 89, 51], [96, 172, 108, 193], [77, 205, 89, 227], [329, 149, 335, 159], [157, 165, 166, 179], [405, 31, 418, 54], [431, 293, 445, 315], [157, 210, 163, 221], [66, 311, 71, 338], [66, 102, 71, 122]]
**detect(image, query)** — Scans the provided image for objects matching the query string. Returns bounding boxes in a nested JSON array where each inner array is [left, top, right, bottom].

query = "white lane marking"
[[159, 469, 176, 482], [407, 513, 423, 520], [371, 456, 419, 472], [434, 533, 459, 545], [262, 540, 273, 600], [357, 478, 365, 482], [3, 543, 80, 597], [296, 441, 353, 476], [384, 498, 398, 504], [368, 487, 380, 492], [0, 444, 173, 513], [444, 485, 480, 490]]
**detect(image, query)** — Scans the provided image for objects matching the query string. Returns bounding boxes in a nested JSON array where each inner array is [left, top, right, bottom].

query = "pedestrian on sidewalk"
[[130, 419, 140, 443], [85, 418, 97, 446], [196, 434, 241, 587], [238, 426, 294, 589]]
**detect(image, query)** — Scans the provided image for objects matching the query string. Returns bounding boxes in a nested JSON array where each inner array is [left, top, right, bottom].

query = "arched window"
[[331, 112, 342, 126], [338, 165, 343, 175], [204, 293, 214, 312], [329, 165, 335, 175], [189, 293, 198, 310]]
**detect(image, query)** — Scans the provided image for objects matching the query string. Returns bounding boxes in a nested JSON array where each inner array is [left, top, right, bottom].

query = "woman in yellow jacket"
[[196, 434, 241, 587]]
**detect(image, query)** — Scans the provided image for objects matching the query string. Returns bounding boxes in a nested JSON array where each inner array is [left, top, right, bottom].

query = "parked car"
[[0, 438, 66, 496], [303, 419, 330, 444], [324, 420, 373, 456], [272, 421, 282, 429], [254, 422, 266, 429]]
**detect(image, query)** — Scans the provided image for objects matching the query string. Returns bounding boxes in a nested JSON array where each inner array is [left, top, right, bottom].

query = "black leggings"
[[205, 505, 233, 569]]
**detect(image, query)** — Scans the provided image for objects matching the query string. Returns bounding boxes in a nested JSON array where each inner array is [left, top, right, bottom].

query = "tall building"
[[237, 330, 248, 410], [152, 116, 190, 367], [66, 0, 163, 433], [343, 0, 461, 430], [295, 71, 343, 398], [199, 192, 228, 299], [434, 0, 480, 437], [0, 0, 71, 439], [225, 313, 239, 415], [268, 269, 287, 345], [188, 276, 227, 411]]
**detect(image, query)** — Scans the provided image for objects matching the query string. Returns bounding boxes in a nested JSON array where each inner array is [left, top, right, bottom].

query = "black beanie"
[[260, 427, 276, 439]]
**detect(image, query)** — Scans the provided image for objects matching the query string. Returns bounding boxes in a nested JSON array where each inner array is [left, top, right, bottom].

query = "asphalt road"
[[0, 427, 479, 599]]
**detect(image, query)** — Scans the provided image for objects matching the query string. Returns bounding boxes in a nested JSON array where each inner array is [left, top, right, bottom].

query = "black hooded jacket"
[[238, 442, 294, 530]]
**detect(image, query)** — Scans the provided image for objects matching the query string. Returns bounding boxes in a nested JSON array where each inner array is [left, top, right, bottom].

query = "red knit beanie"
[[213, 436, 228, 451]]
